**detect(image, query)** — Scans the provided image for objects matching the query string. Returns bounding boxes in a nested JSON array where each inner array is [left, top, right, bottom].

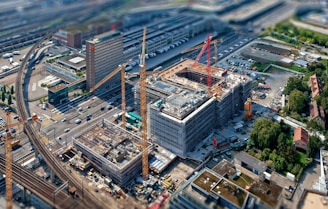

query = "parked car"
[[75, 118, 81, 124]]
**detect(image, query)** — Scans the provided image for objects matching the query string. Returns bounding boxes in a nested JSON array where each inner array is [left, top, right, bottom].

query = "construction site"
[[134, 58, 252, 157], [72, 119, 152, 187]]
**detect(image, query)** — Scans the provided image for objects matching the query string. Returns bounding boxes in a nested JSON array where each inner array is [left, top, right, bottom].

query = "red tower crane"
[[192, 34, 213, 92]]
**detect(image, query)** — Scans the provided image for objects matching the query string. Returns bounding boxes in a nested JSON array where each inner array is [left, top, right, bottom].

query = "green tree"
[[269, 150, 278, 162], [2, 85, 6, 93], [7, 94, 11, 105], [274, 156, 286, 172], [10, 85, 14, 95], [266, 160, 275, 169], [306, 120, 323, 132], [40, 96, 46, 104], [284, 77, 307, 95], [260, 148, 271, 161], [250, 118, 281, 149], [1, 91, 5, 102], [291, 164, 302, 175], [323, 139, 328, 150], [277, 133, 289, 154], [289, 89, 307, 114], [280, 120, 290, 134], [284, 146, 297, 164], [307, 136, 321, 157]]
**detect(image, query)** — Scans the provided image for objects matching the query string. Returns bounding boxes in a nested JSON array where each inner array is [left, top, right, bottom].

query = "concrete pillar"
[[22, 188, 31, 205], [50, 170, 55, 183]]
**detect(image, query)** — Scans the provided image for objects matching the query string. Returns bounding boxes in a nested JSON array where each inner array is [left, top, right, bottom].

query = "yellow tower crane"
[[1, 111, 38, 209], [139, 27, 149, 180], [89, 64, 127, 128]]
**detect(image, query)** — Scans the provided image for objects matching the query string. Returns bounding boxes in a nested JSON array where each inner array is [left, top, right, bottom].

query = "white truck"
[[2, 53, 13, 58], [1, 65, 10, 72], [11, 62, 19, 68]]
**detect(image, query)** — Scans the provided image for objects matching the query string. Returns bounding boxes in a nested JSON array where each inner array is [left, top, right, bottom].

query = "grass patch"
[[251, 62, 270, 72], [230, 174, 254, 189], [296, 151, 307, 165], [270, 19, 328, 48], [287, 65, 307, 73]]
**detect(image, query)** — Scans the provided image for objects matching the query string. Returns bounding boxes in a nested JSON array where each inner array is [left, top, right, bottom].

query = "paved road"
[[290, 19, 328, 35]]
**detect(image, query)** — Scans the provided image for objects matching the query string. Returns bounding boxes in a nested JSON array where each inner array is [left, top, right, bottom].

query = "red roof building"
[[293, 127, 309, 151], [308, 74, 322, 98], [310, 100, 326, 129]]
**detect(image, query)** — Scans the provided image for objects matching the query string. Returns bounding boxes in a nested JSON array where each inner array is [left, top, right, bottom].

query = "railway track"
[[12, 1, 145, 206], [0, 156, 86, 209], [14, 33, 109, 209]]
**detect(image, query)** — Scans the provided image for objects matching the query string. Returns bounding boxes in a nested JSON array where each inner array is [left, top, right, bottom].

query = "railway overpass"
[[0, 156, 86, 209]]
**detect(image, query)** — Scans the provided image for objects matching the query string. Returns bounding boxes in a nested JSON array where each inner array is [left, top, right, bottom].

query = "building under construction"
[[134, 59, 252, 157], [72, 119, 152, 186]]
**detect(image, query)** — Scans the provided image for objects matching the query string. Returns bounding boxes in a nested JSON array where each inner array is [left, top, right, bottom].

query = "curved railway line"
[[14, 33, 107, 209], [0, 156, 86, 209], [14, 32, 141, 209]]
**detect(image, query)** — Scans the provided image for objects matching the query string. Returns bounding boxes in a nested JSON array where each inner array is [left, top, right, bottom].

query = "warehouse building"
[[72, 119, 152, 186], [53, 12, 226, 65], [134, 59, 252, 157]]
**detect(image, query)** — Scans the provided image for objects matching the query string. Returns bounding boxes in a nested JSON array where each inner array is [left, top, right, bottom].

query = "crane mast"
[[192, 34, 213, 93], [121, 65, 126, 129], [5, 112, 12, 209], [3, 112, 38, 209], [139, 27, 148, 180], [213, 39, 219, 67]]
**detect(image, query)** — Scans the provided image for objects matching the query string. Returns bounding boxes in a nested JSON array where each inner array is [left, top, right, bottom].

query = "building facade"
[[293, 127, 309, 151], [72, 119, 150, 187], [310, 100, 326, 129], [134, 59, 252, 157], [85, 31, 124, 91], [48, 84, 68, 106]]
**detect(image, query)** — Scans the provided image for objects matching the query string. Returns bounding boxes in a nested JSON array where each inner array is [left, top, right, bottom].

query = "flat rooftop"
[[87, 30, 121, 44], [49, 83, 66, 92], [149, 59, 251, 119], [213, 160, 282, 208], [221, 0, 284, 22], [149, 146, 176, 174], [191, 169, 249, 208], [57, 54, 86, 70], [65, 17, 112, 34], [189, 0, 247, 13], [74, 121, 144, 169], [300, 191, 328, 209]]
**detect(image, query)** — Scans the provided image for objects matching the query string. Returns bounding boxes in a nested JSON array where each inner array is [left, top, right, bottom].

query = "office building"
[[85, 30, 124, 91], [48, 83, 68, 106], [134, 59, 252, 157]]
